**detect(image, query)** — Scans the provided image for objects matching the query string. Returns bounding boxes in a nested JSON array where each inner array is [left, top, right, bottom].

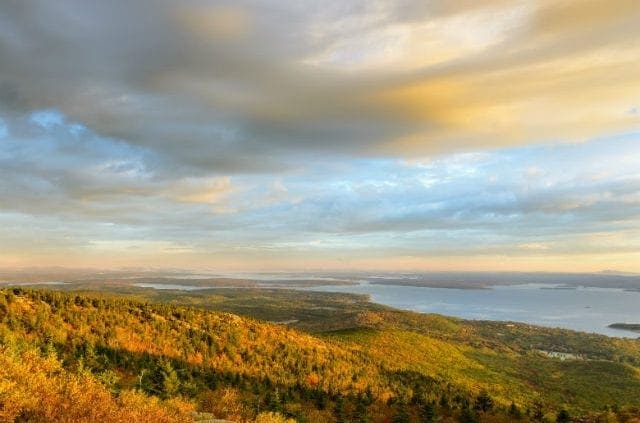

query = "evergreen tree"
[[266, 388, 282, 413], [160, 360, 180, 398], [354, 394, 369, 422], [473, 390, 494, 413], [509, 402, 522, 419], [315, 390, 327, 410], [556, 409, 570, 423], [334, 395, 346, 423], [532, 401, 545, 422], [421, 400, 437, 423], [392, 398, 410, 423], [459, 405, 478, 423], [439, 394, 450, 410]]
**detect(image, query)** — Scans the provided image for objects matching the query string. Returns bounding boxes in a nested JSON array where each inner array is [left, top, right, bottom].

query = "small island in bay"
[[608, 323, 640, 332]]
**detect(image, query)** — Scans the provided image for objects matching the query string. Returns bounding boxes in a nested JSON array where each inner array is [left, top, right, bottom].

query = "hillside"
[[1, 287, 639, 422]]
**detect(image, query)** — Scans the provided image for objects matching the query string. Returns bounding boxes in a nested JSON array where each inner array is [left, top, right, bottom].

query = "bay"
[[304, 282, 640, 338]]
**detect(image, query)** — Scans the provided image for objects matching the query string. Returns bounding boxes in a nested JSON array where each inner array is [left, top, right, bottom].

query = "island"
[[608, 323, 640, 332]]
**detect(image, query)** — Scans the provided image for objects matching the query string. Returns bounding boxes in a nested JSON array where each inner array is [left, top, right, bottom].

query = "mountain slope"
[[1, 288, 639, 422]]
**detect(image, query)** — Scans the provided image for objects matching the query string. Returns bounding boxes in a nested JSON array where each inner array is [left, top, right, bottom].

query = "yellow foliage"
[[254, 411, 296, 423], [197, 387, 249, 421], [0, 344, 194, 422]]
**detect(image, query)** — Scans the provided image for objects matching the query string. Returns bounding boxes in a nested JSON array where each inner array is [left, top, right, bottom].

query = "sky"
[[0, 0, 639, 272]]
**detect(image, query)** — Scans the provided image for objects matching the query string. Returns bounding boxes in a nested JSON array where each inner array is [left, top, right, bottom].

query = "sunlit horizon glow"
[[1, 1, 640, 273]]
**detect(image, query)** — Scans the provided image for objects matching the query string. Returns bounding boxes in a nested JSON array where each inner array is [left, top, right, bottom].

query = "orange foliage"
[[0, 344, 194, 422], [305, 372, 320, 386]]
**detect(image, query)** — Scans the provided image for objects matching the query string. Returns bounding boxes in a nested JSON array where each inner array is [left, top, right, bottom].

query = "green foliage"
[[421, 401, 436, 423], [0, 287, 639, 423], [509, 401, 523, 419], [556, 408, 571, 423], [474, 390, 494, 413], [459, 405, 478, 423], [391, 398, 410, 423]]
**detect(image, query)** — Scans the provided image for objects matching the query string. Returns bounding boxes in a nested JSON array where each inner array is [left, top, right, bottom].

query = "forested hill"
[[0, 288, 639, 422]]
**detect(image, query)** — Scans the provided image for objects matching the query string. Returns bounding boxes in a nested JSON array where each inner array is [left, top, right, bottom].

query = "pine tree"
[[556, 409, 570, 423], [459, 405, 478, 423], [439, 394, 449, 410], [509, 401, 522, 419], [532, 401, 545, 422], [392, 398, 410, 423], [160, 359, 180, 398], [421, 400, 436, 422], [354, 394, 369, 422], [334, 395, 346, 423], [473, 390, 493, 413]]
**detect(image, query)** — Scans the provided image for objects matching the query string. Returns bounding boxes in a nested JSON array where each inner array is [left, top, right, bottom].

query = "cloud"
[[1, 1, 640, 270], [168, 176, 233, 205], [1, 126, 640, 269], [2, 110, 639, 259], [1, 0, 639, 174]]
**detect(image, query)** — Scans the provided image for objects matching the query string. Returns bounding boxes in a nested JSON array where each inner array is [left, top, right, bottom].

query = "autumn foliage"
[[1, 288, 639, 422], [0, 342, 193, 422]]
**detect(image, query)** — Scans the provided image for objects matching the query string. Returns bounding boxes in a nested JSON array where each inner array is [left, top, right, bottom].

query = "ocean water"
[[118, 276, 640, 338], [132, 282, 208, 291], [304, 282, 640, 338]]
